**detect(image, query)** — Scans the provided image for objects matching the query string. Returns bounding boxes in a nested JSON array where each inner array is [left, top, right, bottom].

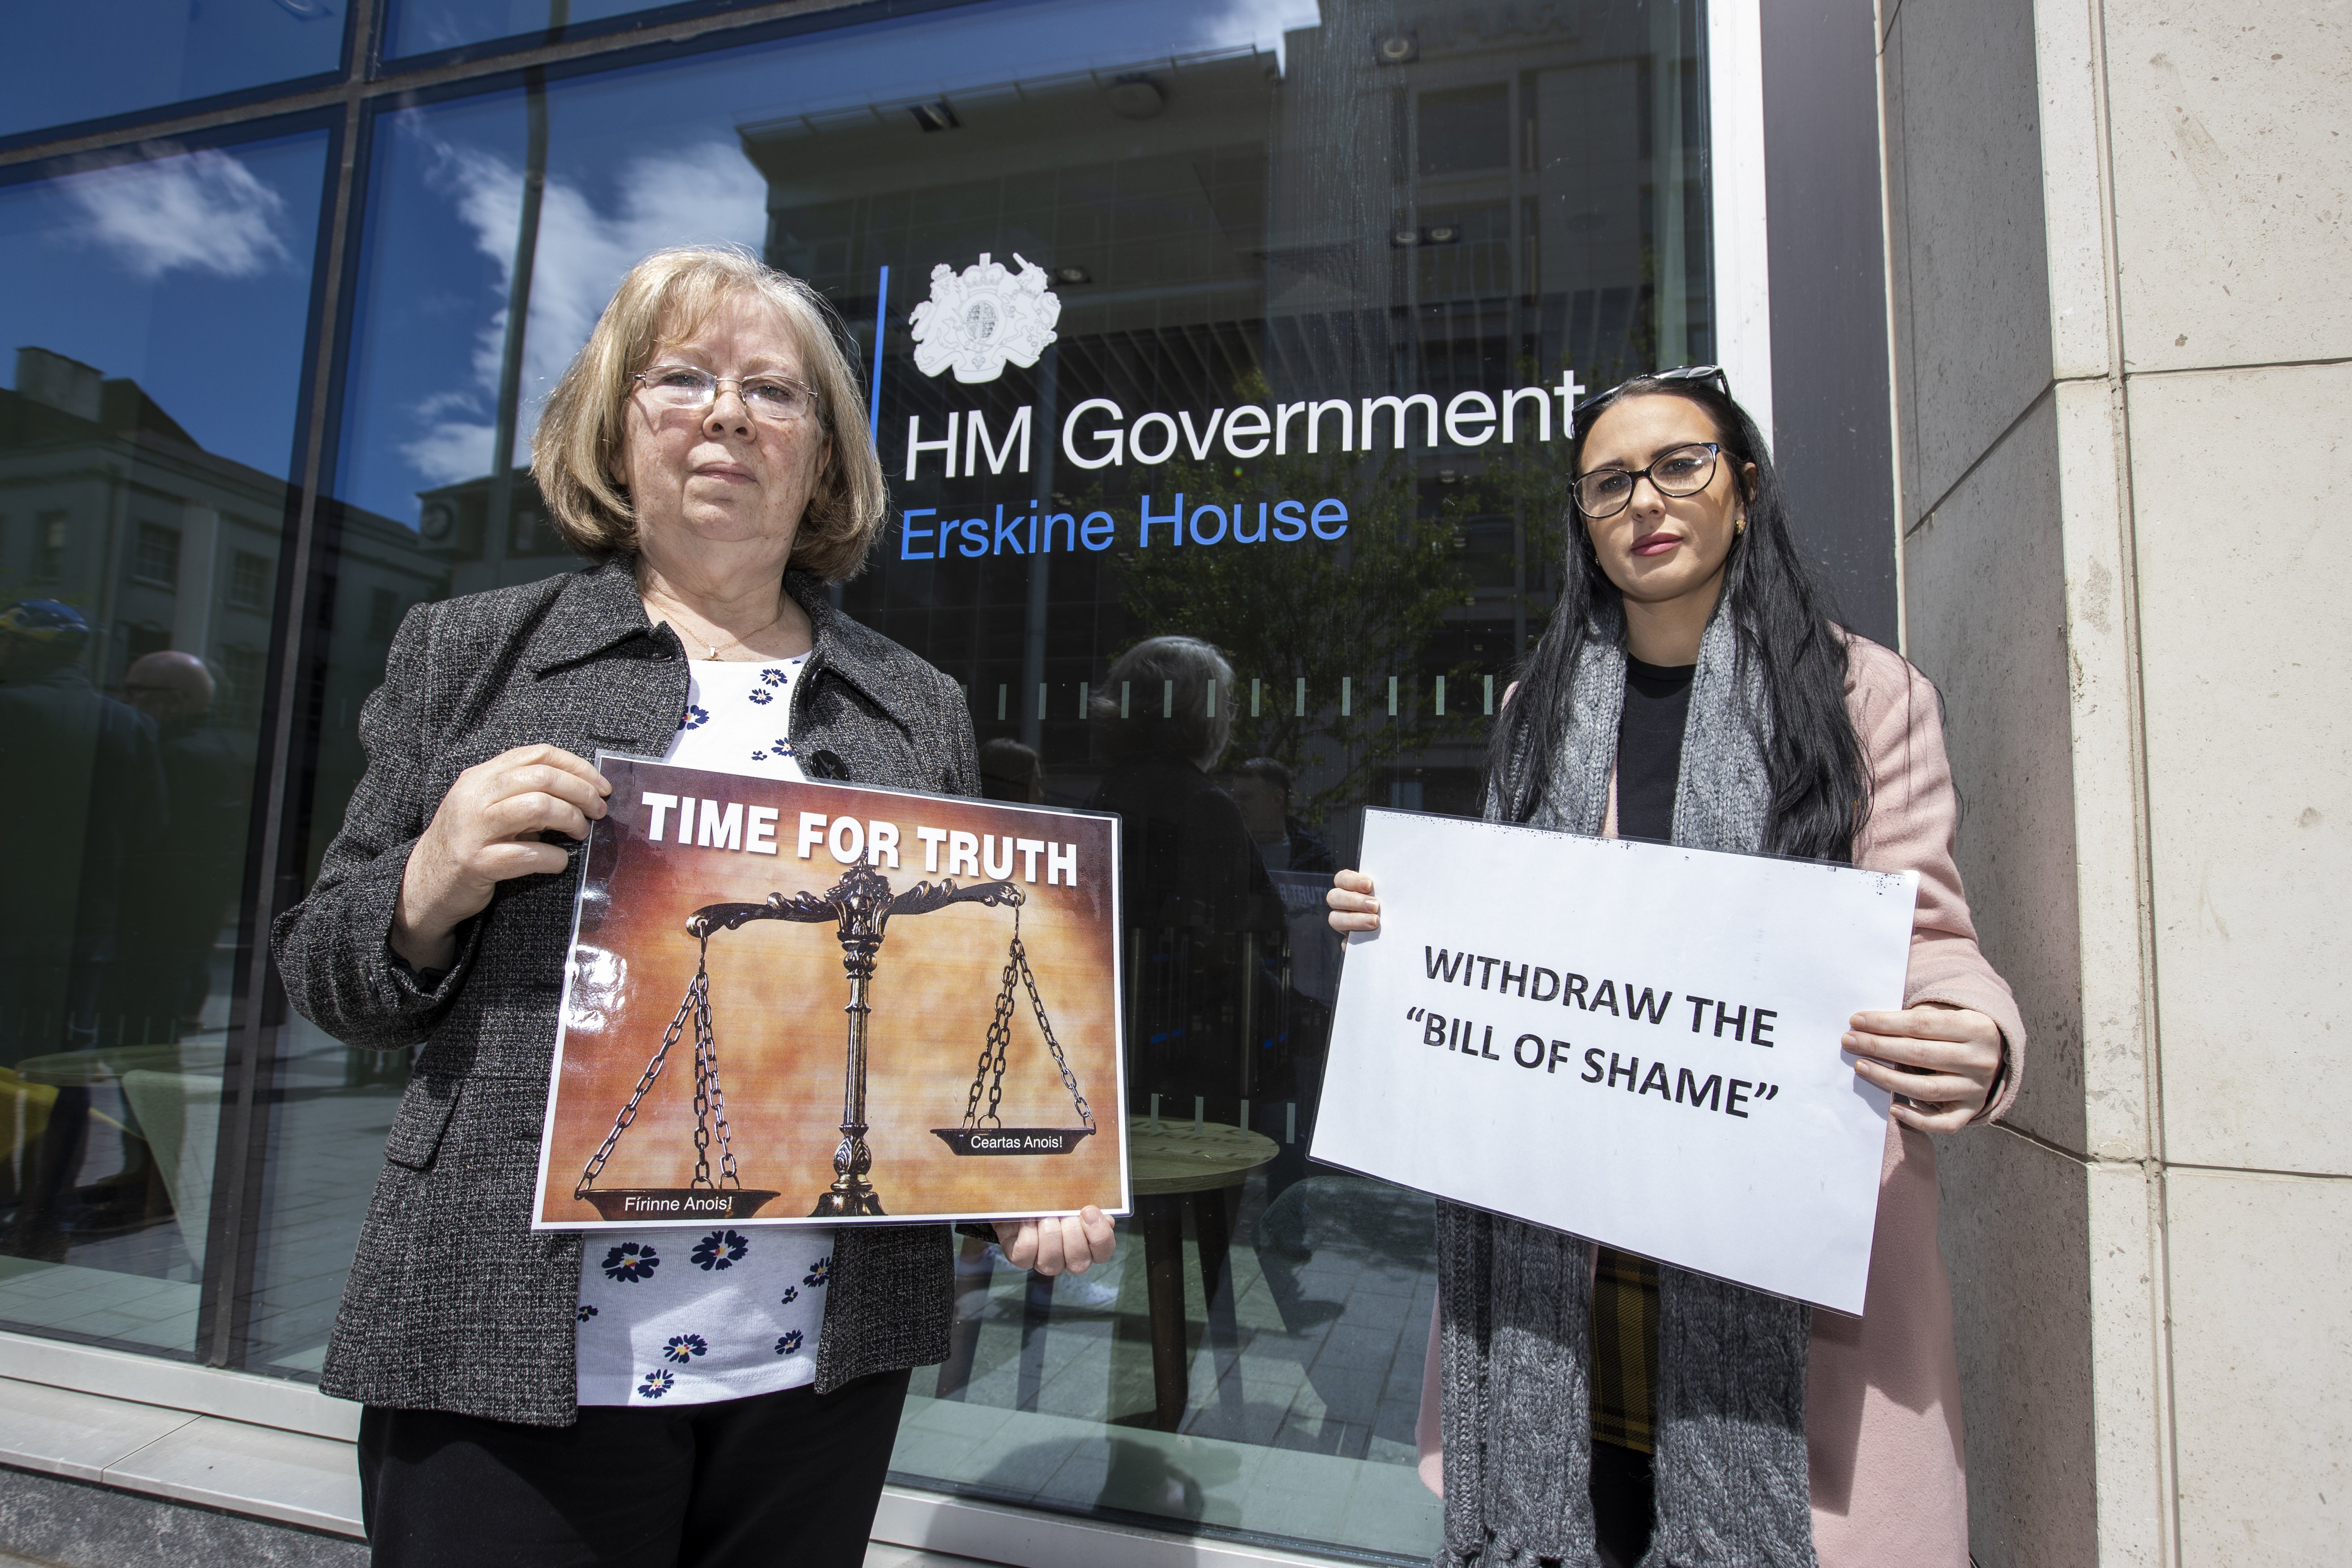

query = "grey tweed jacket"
[[272, 555, 977, 1425]]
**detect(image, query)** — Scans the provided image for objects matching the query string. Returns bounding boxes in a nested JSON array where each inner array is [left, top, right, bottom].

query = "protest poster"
[[1311, 808, 1916, 1314], [531, 755, 1128, 1229]]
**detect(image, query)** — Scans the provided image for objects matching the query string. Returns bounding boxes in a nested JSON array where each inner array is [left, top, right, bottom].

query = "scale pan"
[[578, 1187, 783, 1222], [932, 1127, 1097, 1157]]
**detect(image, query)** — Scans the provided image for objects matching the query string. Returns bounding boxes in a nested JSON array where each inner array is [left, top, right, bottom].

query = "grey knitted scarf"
[[1434, 603, 1818, 1568]]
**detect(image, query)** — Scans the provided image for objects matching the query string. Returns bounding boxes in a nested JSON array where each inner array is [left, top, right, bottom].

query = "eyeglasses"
[[1572, 363, 1729, 419], [632, 365, 819, 425], [1571, 442, 1722, 518]]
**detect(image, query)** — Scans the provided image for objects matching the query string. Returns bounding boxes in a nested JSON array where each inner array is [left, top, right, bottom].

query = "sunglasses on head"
[[1572, 364, 1730, 420]]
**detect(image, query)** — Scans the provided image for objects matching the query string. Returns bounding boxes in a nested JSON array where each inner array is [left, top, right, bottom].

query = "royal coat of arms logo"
[[908, 252, 1062, 383]]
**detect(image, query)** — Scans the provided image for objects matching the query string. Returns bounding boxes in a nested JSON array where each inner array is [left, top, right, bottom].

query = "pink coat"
[[1415, 634, 2026, 1567]]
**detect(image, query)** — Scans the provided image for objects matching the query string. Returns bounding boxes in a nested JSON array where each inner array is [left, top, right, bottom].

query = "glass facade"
[[0, 8, 348, 143], [1, 2, 1718, 1559], [381, 0, 702, 62], [0, 125, 333, 1352]]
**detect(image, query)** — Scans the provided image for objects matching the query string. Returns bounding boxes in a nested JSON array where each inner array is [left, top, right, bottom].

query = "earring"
[[1735, 516, 1748, 534]]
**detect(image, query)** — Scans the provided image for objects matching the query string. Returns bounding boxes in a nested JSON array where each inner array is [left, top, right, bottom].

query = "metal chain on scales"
[[576, 935, 743, 1198], [959, 901, 1096, 1134]]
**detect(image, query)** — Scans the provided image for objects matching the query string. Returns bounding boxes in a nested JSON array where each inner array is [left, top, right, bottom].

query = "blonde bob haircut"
[[532, 244, 886, 582]]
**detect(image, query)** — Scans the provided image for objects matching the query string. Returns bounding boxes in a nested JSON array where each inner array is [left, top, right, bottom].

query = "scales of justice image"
[[569, 857, 1103, 1223]]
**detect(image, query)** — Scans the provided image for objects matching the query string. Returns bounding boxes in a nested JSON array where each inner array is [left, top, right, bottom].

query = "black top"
[[1614, 656, 1697, 843], [1595, 652, 1696, 1512]]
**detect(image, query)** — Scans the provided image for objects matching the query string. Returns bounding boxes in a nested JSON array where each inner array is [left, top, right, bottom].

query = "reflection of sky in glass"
[[385, 0, 677, 60], [2, 4, 344, 141], [0, 134, 332, 481], [337, 0, 1322, 529], [384, 0, 1316, 65]]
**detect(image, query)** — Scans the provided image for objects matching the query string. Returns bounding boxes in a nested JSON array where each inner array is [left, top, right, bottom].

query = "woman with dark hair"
[[1327, 369, 2023, 1568]]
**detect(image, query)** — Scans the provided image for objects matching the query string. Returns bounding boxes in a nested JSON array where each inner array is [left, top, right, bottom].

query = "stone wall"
[[1879, 0, 2351, 1560]]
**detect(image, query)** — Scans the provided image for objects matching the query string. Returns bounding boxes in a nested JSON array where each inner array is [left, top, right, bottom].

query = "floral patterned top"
[[576, 654, 833, 1407]]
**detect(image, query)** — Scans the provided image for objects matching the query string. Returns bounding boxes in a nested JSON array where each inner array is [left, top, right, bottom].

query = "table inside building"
[[1128, 1115, 1279, 1432]]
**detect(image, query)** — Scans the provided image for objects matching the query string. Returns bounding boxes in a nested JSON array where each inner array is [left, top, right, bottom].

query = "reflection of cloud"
[[61, 145, 291, 280], [402, 139, 767, 487], [400, 421, 501, 493], [1191, 0, 1323, 67]]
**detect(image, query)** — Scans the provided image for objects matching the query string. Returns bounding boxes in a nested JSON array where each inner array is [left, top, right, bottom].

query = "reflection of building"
[[739, 7, 1708, 822], [1265, 6, 1711, 388], [4, 347, 293, 726], [293, 465, 587, 894], [743, 45, 1280, 800], [414, 467, 580, 596], [748, 49, 1276, 351], [0, 346, 453, 1012], [0, 347, 447, 726]]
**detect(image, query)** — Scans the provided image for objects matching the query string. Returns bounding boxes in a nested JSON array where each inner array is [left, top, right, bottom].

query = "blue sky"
[[333, 0, 1320, 529], [0, 130, 331, 481], [3, 4, 343, 140]]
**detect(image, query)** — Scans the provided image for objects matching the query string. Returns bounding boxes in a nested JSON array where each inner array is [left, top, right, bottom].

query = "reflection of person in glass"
[[1224, 757, 1336, 1212], [120, 652, 250, 1040], [977, 736, 1044, 804], [1227, 756, 1336, 875], [1329, 371, 2026, 1568], [0, 599, 167, 1256], [1088, 638, 1284, 1129], [271, 247, 1110, 1567], [0, 600, 166, 1056]]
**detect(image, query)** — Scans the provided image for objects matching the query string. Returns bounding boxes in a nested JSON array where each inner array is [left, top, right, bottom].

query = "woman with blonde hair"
[[275, 245, 1113, 1567]]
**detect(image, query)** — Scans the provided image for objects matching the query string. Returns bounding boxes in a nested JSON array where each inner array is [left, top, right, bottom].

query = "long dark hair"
[[1488, 377, 1867, 862]]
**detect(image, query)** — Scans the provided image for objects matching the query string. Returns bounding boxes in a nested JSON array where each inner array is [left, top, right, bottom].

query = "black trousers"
[[357, 1369, 911, 1568], [1591, 1438, 1657, 1568]]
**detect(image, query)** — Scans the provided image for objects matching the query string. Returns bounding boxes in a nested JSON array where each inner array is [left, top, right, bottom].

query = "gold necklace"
[[699, 615, 780, 660], [637, 564, 787, 662]]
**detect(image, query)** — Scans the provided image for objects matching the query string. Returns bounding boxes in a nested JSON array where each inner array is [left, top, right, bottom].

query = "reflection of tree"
[[1107, 440, 1477, 822], [1463, 359, 1586, 604]]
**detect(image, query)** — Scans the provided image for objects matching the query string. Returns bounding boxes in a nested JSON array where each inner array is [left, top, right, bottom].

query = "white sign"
[[1311, 810, 1916, 1314], [908, 252, 1060, 383]]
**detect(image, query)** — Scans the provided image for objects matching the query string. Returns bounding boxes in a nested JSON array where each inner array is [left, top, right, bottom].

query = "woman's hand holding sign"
[[1329, 869, 2001, 1130], [395, 744, 612, 972], [1326, 868, 1381, 934], [994, 1206, 1118, 1275], [1843, 1004, 2002, 1132]]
